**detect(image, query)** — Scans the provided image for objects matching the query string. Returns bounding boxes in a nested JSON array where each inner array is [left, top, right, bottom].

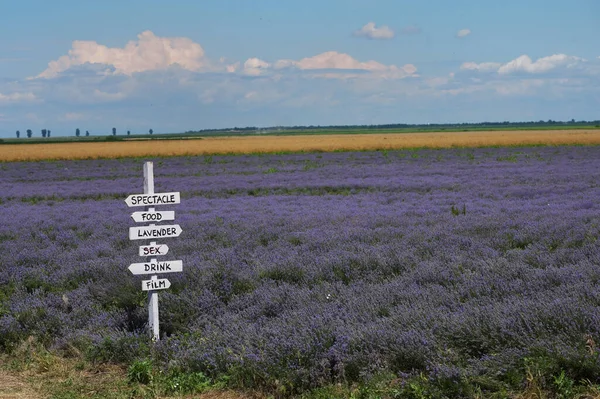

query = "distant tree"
[[47, 130, 51, 137], [149, 129, 153, 135], [41, 129, 47, 138], [112, 127, 116, 136], [76, 128, 80, 137], [16, 130, 20, 138], [26, 129, 32, 138], [127, 130, 131, 135], [86, 130, 89, 136]]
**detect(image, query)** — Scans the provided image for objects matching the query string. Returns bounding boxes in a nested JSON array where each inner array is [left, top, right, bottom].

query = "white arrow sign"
[[131, 210, 175, 223], [125, 192, 180, 207], [142, 278, 171, 291], [129, 260, 182, 275], [129, 224, 183, 240], [139, 244, 169, 257]]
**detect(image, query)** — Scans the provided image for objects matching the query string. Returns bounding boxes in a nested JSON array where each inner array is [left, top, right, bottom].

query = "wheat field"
[[2, 129, 600, 161]]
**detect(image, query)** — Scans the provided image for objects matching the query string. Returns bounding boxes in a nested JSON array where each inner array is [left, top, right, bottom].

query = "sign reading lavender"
[[125, 162, 183, 341]]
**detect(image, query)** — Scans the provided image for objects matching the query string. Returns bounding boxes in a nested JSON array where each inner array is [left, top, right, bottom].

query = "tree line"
[[15, 129, 51, 138], [183, 119, 600, 135], [16, 128, 154, 138]]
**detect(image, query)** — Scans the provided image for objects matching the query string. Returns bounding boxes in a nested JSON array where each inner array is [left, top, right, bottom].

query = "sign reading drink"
[[139, 244, 169, 257], [125, 192, 180, 207], [129, 260, 182, 275], [131, 210, 175, 223], [129, 224, 182, 240], [142, 278, 171, 291]]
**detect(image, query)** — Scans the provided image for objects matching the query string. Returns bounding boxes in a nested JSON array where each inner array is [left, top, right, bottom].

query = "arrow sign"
[[131, 210, 175, 223], [129, 224, 183, 240], [129, 260, 182, 275], [125, 192, 180, 207], [139, 244, 169, 257], [142, 278, 171, 291]]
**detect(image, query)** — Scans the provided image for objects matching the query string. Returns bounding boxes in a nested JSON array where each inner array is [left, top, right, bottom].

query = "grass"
[[2, 129, 600, 161], [0, 338, 264, 399], [5, 339, 600, 398]]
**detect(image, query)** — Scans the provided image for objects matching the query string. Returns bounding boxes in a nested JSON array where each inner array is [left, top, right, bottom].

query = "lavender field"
[[2, 146, 600, 396]]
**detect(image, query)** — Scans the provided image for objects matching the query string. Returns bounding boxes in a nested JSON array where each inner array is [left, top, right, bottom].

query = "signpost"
[[126, 162, 182, 341]]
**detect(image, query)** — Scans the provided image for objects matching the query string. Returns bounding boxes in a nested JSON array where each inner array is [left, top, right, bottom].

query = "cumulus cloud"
[[456, 29, 471, 38], [353, 22, 395, 40], [498, 54, 584, 74], [426, 73, 455, 88], [460, 62, 502, 72], [271, 51, 417, 79], [0, 91, 36, 103], [459, 54, 585, 76], [243, 58, 271, 76], [493, 79, 545, 95], [445, 53, 600, 100], [36, 30, 209, 79], [226, 62, 240, 73]]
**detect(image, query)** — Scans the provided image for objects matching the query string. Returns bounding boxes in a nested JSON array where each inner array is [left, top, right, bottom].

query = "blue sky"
[[1, 0, 599, 137]]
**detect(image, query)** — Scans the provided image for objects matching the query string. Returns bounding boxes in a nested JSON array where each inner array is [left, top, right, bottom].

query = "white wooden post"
[[143, 161, 160, 342], [126, 163, 182, 342]]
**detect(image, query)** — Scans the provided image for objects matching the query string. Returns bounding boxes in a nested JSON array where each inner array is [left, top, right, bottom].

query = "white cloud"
[[272, 51, 417, 79], [353, 22, 395, 40], [498, 54, 584, 75], [456, 29, 471, 38], [36, 30, 208, 79], [460, 62, 502, 72], [0, 91, 36, 103], [426, 73, 455, 87], [92, 89, 126, 102], [226, 62, 240, 73], [243, 58, 271, 76], [493, 79, 545, 95], [238, 87, 285, 106], [443, 54, 600, 99]]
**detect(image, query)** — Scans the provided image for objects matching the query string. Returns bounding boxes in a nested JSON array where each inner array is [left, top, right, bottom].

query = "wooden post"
[[143, 162, 160, 342], [127, 164, 182, 341]]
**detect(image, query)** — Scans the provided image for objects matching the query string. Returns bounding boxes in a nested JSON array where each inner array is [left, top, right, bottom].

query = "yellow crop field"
[[2, 129, 600, 161]]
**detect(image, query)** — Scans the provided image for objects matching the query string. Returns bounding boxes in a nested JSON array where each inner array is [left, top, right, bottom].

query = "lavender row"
[[1, 146, 600, 392], [1, 146, 597, 202]]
